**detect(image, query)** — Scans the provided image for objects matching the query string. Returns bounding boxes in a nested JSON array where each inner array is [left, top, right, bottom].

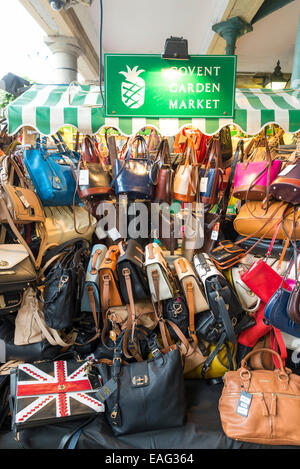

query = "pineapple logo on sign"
[[119, 65, 145, 109]]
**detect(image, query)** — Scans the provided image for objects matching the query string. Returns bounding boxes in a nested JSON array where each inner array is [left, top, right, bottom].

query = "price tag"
[[236, 390, 252, 417], [79, 169, 89, 185], [279, 164, 296, 176], [108, 227, 122, 241], [200, 177, 208, 193], [211, 222, 220, 240]]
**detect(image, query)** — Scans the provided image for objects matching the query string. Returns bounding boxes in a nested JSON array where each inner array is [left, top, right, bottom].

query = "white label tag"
[[200, 177, 208, 193], [279, 164, 296, 176], [108, 227, 122, 241], [236, 390, 252, 417], [211, 222, 220, 240], [79, 169, 89, 185]]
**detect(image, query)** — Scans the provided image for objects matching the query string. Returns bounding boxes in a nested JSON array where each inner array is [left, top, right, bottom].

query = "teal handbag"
[[24, 134, 80, 206]]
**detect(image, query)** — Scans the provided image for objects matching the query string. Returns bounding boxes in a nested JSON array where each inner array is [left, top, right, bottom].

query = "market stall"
[[0, 79, 300, 450]]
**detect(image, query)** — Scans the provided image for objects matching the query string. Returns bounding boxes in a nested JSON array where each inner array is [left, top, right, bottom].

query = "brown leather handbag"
[[219, 348, 300, 446], [98, 245, 123, 311], [154, 139, 174, 204], [76, 136, 112, 201]]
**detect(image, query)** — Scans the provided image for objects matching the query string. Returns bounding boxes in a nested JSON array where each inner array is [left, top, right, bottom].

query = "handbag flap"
[[117, 240, 145, 270], [0, 245, 29, 269]]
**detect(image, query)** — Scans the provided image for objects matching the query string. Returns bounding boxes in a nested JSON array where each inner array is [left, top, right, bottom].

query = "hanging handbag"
[[173, 138, 198, 203], [233, 137, 282, 201], [154, 139, 174, 204], [90, 334, 186, 436], [113, 135, 160, 200], [0, 155, 45, 225], [218, 348, 300, 446], [75, 136, 112, 201], [39, 205, 97, 251], [80, 244, 107, 315], [23, 134, 80, 206], [116, 240, 149, 303], [270, 152, 300, 205], [198, 137, 223, 206], [98, 245, 123, 312], [145, 243, 175, 302]]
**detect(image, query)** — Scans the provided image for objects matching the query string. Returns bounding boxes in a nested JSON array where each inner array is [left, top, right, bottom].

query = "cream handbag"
[[174, 257, 208, 313], [37, 205, 97, 251], [173, 138, 198, 203], [230, 264, 261, 314], [145, 243, 175, 302]]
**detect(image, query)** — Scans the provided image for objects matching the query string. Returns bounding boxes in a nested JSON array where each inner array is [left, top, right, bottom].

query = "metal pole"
[[291, 14, 300, 89]]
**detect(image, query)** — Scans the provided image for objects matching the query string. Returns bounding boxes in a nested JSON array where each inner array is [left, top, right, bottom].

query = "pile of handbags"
[[1, 124, 300, 447]]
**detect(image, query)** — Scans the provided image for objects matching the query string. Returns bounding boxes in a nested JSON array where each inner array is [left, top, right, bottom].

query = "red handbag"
[[238, 303, 269, 348]]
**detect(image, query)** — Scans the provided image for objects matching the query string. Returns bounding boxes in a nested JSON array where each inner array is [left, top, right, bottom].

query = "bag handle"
[[241, 347, 288, 377]]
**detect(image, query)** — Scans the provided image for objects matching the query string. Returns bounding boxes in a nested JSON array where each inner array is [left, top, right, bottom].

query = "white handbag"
[[174, 257, 208, 313], [173, 139, 198, 203], [145, 243, 174, 302], [230, 264, 261, 313]]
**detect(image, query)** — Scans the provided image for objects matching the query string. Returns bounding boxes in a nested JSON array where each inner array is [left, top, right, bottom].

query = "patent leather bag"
[[113, 136, 160, 200], [92, 333, 186, 436], [23, 134, 80, 206], [154, 138, 174, 204]]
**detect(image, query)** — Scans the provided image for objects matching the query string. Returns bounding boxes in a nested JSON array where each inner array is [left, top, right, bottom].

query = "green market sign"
[[105, 54, 236, 118]]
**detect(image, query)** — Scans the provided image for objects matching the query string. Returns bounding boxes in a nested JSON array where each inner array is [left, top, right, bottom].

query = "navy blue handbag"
[[264, 287, 300, 338], [199, 138, 223, 206], [112, 136, 160, 200], [24, 134, 80, 206]]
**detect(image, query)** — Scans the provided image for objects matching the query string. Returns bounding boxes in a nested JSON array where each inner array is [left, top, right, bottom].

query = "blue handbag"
[[199, 138, 222, 206], [81, 244, 107, 314], [264, 287, 300, 338], [112, 135, 160, 200], [23, 134, 80, 206]]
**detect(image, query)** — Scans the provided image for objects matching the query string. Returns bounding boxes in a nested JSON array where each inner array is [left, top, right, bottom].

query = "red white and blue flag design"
[[14, 360, 104, 428]]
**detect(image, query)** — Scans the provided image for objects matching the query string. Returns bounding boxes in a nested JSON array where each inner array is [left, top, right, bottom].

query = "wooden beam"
[[207, 0, 265, 54]]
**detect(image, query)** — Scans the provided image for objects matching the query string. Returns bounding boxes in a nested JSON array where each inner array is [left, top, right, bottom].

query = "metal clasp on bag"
[[58, 275, 69, 291]]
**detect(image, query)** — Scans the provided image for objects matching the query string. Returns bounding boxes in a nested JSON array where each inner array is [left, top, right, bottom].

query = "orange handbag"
[[99, 245, 123, 311]]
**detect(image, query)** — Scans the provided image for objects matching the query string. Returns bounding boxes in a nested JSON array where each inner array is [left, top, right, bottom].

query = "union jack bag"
[[10, 359, 105, 431]]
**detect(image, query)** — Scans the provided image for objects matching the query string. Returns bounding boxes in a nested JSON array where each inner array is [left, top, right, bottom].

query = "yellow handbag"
[[184, 342, 237, 379]]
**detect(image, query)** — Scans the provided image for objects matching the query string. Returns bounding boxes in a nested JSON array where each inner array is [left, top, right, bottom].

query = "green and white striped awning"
[[6, 83, 300, 137]]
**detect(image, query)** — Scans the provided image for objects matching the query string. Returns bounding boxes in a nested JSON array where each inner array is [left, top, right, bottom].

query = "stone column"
[[44, 36, 82, 84]]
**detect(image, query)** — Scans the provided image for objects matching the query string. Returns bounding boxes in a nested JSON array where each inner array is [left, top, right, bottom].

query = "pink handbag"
[[233, 138, 282, 201]]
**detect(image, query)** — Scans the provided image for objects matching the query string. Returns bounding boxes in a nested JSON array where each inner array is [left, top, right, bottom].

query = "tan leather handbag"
[[233, 201, 300, 240], [99, 245, 123, 311], [106, 301, 158, 338], [0, 155, 45, 225], [219, 348, 300, 446]]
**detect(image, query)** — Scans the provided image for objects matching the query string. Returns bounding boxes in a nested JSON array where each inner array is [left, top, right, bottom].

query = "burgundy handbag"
[[154, 139, 174, 204], [270, 158, 300, 205]]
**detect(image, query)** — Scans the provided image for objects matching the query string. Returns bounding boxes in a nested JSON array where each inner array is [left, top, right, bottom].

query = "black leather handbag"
[[112, 136, 160, 200], [91, 332, 186, 436], [41, 239, 90, 330], [116, 239, 149, 304]]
